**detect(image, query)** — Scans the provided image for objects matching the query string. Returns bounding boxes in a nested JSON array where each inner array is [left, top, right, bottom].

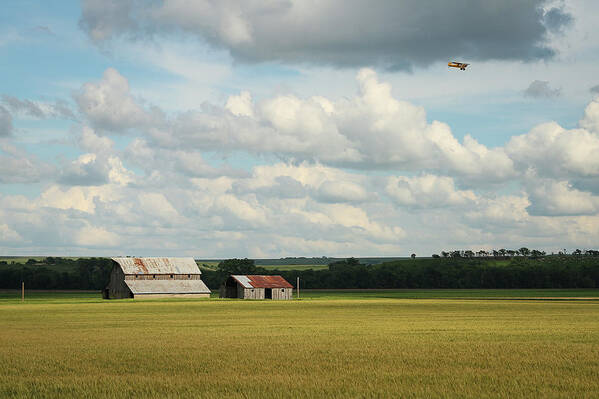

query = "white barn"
[[103, 257, 211, 299]]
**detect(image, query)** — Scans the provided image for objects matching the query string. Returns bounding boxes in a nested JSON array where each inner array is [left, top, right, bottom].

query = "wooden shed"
[[219, 275, 293, 300], [103, 257, 211, 299]]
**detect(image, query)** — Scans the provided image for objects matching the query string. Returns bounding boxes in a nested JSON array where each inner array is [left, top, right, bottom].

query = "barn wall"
[[107, 265, 131, 299]]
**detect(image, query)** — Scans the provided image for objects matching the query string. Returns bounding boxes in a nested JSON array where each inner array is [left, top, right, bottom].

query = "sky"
[[1, 0, 599, 258]]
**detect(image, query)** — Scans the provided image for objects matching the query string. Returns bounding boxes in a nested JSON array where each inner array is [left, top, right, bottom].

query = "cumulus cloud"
[[117, 67, 514, 181], [79, 0, 570, 69], [2, 95, 76, 120], [75, 68, 151, 132], [0, 224, 24, 243], [316, 180, 369, 204], [0, 143, 52, 183], [75, 226, 119, 247], [0, 105, 12, 136], [580, 97, 599, 133], [506, 121, 599, 178], [58, 153, 111, 186], [524, 80, 561, 98], [78, 126, 114, 153], [386, 175, 476, 208], [527, 179, 599, 216]]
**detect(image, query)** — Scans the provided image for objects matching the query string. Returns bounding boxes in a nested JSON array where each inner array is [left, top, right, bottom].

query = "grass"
[[299, 288, 599, 300], [1, 291, 598, 398]]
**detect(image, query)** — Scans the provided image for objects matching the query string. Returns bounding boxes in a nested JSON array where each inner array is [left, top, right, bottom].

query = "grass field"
[[260, 264, 329, 271], [1, 291, 598, 398]]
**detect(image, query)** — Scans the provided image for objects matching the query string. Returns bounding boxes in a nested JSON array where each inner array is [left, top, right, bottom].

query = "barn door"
[[265, 288, 272, 299]]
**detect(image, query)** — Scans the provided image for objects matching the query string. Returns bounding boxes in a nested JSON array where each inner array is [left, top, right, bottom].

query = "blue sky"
[[1, 0, 599, 257]]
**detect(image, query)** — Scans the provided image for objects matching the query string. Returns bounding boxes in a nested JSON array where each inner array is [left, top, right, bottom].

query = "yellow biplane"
[[448, 61, 469, 70]]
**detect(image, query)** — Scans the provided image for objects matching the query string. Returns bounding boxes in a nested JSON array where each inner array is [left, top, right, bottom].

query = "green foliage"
[[261, 256, 599, 290], [2, 255, 599, 291], [0, 257, 112, 290]]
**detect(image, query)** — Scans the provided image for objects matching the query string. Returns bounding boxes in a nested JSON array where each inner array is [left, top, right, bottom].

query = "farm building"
[[103, 257, 211, 299], [220, 275, 293, 300]]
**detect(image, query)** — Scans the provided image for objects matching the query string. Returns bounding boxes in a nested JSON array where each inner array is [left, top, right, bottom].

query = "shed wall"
[[272, 287, 293, 300], [243, 287, 265, 299]]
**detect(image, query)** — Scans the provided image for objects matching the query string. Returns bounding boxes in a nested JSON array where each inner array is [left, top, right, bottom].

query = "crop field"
[[1, 291, 598, 398]]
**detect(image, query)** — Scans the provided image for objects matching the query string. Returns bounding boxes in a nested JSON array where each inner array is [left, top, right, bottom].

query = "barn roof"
[[112, 257, 201, 275], [231, 275, 293, 289], [125, 279, 211, 295]]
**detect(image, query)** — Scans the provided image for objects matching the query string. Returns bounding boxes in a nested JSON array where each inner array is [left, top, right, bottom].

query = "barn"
[[103, 257, 211, 299], [220, 275, 293, 300]]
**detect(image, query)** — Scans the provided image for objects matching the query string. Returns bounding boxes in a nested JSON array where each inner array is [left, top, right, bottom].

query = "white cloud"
[[506, 121, 599, 178], [75, 226, 119, 247], [316, 180, 369, 203], [0, 224, 24, 243], [138, 192, 181, 223], [580, 97, 599, 133], [527, 179, 599, 216], [0, 143, 51, 183], [225, 91, 254, 117], [109, 67, 513, 181], [75, 68, 150, 132], [78, 126, 114, 153], [386, 175, 477, 208]]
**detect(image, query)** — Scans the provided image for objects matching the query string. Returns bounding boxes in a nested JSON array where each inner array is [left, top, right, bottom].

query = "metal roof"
[[231, 275, 293, 289], [125, 279, 211, 294], [112, 257, 201, 275]]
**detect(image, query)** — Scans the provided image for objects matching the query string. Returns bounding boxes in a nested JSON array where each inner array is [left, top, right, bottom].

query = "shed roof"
[[231, 275, 293, 289], [112, 257, 201, 275], [125, 279, 211, 295]]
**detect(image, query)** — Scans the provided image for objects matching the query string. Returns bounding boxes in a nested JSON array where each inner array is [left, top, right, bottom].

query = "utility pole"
[[296, 277, 300, 299]]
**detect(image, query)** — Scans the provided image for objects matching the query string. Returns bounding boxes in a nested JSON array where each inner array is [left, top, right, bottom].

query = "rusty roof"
[[112, 257, 201, 275], [231, 275, 293, 289], [125, 279, 211, 294]]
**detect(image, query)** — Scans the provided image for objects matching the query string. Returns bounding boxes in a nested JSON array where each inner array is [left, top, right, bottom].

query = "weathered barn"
[[220, 275, 293, 300], [103, 257, 211, 299]]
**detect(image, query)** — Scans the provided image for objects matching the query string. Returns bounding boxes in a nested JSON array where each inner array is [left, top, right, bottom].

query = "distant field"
[[0, 257, 46, 264], [260, 264, 329, 271], [1, 291, 598, 398]]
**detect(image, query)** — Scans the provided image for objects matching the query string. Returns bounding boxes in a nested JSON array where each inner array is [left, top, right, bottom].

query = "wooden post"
[[296, 277, 300, 299], [21, 281, 24, 301]]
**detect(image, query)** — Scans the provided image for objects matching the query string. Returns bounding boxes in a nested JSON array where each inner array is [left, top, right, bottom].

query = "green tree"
[[217, 258, 257, 275]]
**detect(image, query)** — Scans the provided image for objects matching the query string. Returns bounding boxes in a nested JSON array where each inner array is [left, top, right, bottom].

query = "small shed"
[[220, 275, 293, 300], [103, 257, 211, 299]]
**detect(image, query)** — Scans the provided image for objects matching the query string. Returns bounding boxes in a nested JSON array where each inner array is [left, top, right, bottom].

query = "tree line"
[[1, 254, 598, 291], [432, 248, 599, 258], [200, 255, 599, 290], [0, 257, 112, 290]]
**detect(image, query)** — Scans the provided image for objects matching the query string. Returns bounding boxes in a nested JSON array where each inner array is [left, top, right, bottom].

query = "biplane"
[[448, 61, 469, 70]]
